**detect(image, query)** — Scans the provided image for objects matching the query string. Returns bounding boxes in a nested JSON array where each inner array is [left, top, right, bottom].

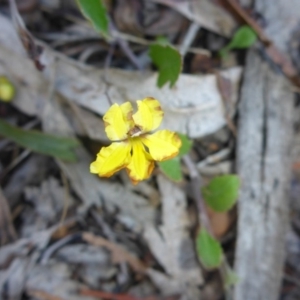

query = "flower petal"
[[141, 130, 182, 161], [90, 142, 131, 177], [103, 102, 134, 141], [132, 98, 163, 133], [126, 139, 154, 184]]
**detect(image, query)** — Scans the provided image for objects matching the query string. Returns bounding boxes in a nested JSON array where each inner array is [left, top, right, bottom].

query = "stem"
[[182, 155, 212, 233]]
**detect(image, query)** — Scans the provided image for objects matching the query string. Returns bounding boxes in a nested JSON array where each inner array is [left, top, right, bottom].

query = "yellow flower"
[[90, 97, 181, 184]]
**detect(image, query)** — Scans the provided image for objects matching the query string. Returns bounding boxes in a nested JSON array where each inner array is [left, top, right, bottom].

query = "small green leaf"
[[196, 227, 223, 269], [149, 43, 182, 88], [202, 175, 240, 212], [219, 25, 257, 57], [228, 25, 257, 49], [0, 119, 79, 161], [0, 76, 15, 102], [77, 0, 109, 37], [155, 36, 169, 46], [224, 266, 239, 289], [178, 133, 192, 157], [159, 157, 182, 181]]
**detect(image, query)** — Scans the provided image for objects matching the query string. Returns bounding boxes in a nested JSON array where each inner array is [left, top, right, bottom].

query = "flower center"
[[128, 125, 143, 137]]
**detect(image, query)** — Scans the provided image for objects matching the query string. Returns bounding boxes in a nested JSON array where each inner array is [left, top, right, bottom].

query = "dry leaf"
[[151, 0, 237, 36], [206, 206, 232, 238], [144, 176, 203, 297], [9, 0, 44, 70], [0, 15, 242, 139]]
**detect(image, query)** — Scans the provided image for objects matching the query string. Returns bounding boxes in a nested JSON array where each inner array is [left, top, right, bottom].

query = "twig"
[[109, 21, 142, 70], [0, 187, 17, 245], [0, 149, 31, 182], [179, 22, 201, 56], [102, 41, 116, 106], [182, 155, 211, 233], [59, 169, 70, 225], [197, 148, 230, 168], [91, 210, 116, 242], [104, 41, 117, 70], [40, 233, 81, 264], [112, 30, 211, 56], [78, 44, 104, 63], [26, 289, 66, 300]]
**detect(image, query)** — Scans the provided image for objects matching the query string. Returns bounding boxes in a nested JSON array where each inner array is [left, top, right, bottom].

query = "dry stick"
[[0, 149, 31, 183], [103, 41, 116, 106], [117, 38, 142, 70], [109, 20, 142, 70], [78, 44, 104, 63], [197, 148, 230, 169], [0, 187, 17, 245], [104, 41, 116, 70], [179, 22, 201, 56], [114, 30, 211, 56], [59, 169, 70, 225], [182, 155, 212, 233], [40, 233, 81, 264], [26, 289, 66, 300]]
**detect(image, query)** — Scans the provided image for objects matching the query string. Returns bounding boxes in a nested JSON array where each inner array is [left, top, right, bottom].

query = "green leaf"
[[155, 36, 169, 46], [77, 0, 109, 37], [219, 25, 257, 57], [0, 76, 15, 102], [149, 43, 182, 88], [159, 157, 182, 182], [0, 119, 79, 161], [202, 175, 240, 212], [178, 133, 192, 157], [196, 227, 223, 269], [224, 266, 239, 289], [228, 25, 257, 49]]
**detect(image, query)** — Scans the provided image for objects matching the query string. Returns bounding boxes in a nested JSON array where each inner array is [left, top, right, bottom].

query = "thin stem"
[[182, 155, 212, 233], [109, 20, 142, 70], [179, 22, 201, 56]]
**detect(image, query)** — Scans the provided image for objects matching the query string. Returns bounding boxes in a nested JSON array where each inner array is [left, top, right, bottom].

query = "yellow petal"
[[103, 102, 134, 141], [132, 98, 163, 133], [141, 130, 182, 161], [126, 139, 154, 184], [90, 142, 131, 177]]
